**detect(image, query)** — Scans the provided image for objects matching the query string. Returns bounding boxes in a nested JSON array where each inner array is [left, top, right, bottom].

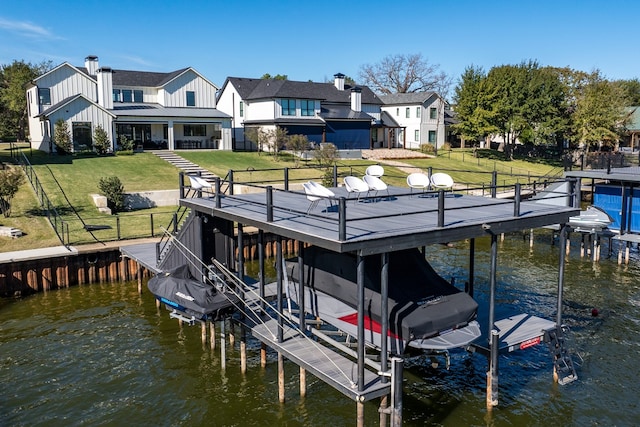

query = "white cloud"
[[117, 55, 155, 68], [0, 17, 59, 39]]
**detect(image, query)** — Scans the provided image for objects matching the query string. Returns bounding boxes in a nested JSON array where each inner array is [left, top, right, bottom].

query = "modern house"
[[216, 73, 403, 151], [26, 55, 232, 153], [378, 92, 456, 150]]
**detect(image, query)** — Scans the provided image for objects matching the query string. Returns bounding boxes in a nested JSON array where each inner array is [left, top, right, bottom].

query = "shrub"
[[286, 134, 310, 167], [0, 166, 25, 217], [314, 143, 338, 168], [119, 135, 134, 152], [53, 119, 72, 154], [442, 142, 452, 151], [93, 125, 111, 155], [98, 176, 125, 214], [419, 143, 435, 155]]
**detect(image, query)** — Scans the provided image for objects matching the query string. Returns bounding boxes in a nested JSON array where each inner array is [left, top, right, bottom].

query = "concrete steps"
[[150, 150, 217, 181]]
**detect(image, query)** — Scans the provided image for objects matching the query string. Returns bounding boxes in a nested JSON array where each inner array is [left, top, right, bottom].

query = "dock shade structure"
[[138, 174, 583, 425]]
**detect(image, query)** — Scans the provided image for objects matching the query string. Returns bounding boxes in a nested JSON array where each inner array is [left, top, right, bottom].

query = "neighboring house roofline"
[[32, 62, 96, 86], [379, 91, 440, 106]]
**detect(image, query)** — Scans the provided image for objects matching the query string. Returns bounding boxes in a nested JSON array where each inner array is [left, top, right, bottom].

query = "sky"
[[1, 0, 639, 92]]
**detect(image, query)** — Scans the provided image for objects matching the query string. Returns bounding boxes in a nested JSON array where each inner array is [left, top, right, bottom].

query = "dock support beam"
[[486, 329, 499, 408], [390, 357, 403, 427], [278, 352, 285, 403], [220, 320, 226, 371]]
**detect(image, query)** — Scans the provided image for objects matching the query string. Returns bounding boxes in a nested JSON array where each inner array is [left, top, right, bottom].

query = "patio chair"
[[406, 172, 430, 196], [187, 175, 213, 197], [343, 176, 370, 202], [430, 172, 454, 191], [365, 164, 384, 178], [308, 181, 336, 209], [303, 182, 321, 214], [363, 174, 389, 200]]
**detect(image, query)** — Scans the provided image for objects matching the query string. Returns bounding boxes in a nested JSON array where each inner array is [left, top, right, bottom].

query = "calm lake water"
[[2, 232, 640, 426]]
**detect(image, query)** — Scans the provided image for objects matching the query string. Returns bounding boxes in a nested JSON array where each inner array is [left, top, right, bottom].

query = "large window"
[[301, 100, 314, 116], [72, 122, 93, 150], [113, 89, 121, 102], [133, 90, 143, 102], [122, 89, 133, 102], [183, 124, 206, 136], [430, 107, 437, 119], [38, 88, 51, 105], [186, 91, 195, 106], [429, 130, 437, 143], [282, 99, 296, 116], [113, 89, 143, 103]]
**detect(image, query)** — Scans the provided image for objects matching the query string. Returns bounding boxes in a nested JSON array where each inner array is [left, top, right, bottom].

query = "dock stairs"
[[546, 326, 578, 385]]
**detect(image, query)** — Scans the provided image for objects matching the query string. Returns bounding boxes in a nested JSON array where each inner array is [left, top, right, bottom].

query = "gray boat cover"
[[287, 247, 477, 342], [148, 264, 238, 319]]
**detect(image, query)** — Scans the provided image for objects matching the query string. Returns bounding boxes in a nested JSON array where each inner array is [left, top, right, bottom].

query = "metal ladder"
[[546, 326, 578, 385]]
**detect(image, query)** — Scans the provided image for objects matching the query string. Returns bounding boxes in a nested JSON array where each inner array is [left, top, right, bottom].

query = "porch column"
[[168, 120, 175, 150]]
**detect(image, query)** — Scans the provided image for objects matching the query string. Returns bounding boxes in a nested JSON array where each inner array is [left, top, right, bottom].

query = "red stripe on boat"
[[338, 313, 400, 339]]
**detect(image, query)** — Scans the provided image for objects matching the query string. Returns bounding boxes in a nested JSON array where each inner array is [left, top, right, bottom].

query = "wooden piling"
[[209, 321, 215, 351], [357, 401, 365, 427], [241, 340, 247, 374], [220, 320, 226, 371], [260, 343, 267, 368], [299, 367, 306, 398], [278, 352, 285, 403]]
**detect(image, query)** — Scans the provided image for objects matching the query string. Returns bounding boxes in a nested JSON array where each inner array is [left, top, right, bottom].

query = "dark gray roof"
[[111, 103, 231, 119], [379, 111, 401, 127], [379, 92, 437, 105], [319, 106, 374, 121], [79, 67, 191, 87], [225, 77, 383, 105]]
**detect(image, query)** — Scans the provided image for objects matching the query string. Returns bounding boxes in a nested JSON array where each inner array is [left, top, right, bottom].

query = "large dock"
[[122, 174, 581, 426]]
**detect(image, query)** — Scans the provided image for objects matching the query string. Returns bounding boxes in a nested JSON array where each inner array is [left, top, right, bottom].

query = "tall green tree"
[[0, 60, 53, 140], [452, 65, 496, 147], [611, 78, 640, 106]]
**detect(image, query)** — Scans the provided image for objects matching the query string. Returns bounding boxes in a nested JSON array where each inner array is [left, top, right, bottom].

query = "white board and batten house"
[[26, 55, 232, 153], [379, 92, 455, 150]]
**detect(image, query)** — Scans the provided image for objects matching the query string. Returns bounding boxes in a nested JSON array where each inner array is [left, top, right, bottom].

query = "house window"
[[301, 100, 314, 116], [38, 88, 51, 105], [430, 107, 437, 119], [73, 122, 93, 151], [122, 89, 133, 102], [406, 107, 410, 118], [282, 99, 296, 116], [239, 101, 244, 117], [183, 124, 206, 136], [416, 107, 420, 118], [112, 89, 121, 102], [133, 90, 143, 103], [186, 91, 196, 106], [415, 130, 420, 142], [212, 123, 222, 140], [396, 108, 399, 116], [429, 130, 436, 143]]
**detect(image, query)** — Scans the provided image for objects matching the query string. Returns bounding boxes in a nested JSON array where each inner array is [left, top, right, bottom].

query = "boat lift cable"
[[44, 165, 106, 245], [161, 229, 359, 387]]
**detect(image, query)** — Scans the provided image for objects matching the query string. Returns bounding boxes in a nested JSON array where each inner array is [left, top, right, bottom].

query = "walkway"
[[149, 150, 217, 181]]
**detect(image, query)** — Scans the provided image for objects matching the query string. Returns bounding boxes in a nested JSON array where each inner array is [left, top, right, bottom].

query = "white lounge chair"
[[308, 181, 336, 210], [343, 176, 369, 202], [303, 182, 321, 214], [365, 165, 384, 178], [188, 175, 213, 196], [406, 172, 430, 196], [430, 172, 454, 191], [363, 174, 389, 200]]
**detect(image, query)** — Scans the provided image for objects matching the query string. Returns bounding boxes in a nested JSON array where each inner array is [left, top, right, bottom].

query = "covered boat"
[[285, 246, 480, 354], [148, 264, 239, 322]]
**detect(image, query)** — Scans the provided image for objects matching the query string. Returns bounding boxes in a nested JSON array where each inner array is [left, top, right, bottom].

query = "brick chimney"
[[85, 55, 99, 76], [96, 67, 113, 109], [350, 87, 362, 112], [334, 73, 345, 91]]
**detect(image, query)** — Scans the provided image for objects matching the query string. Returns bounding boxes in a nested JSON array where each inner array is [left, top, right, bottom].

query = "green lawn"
[[0, 144, 563, 252]]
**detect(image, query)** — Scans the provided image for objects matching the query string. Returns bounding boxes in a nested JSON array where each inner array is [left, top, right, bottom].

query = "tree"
[[0, 166, 25, 217], [286, 134, 310, 167], [0, 60, 53, 140], [358, 53, 452, 96], [452, 65, 495, 147], [261, 73, 288, 80], [93, 125, 111, 155], [98, 176, 125, 213], [611, 78, 640, 106], [53, 119, 72, 154]]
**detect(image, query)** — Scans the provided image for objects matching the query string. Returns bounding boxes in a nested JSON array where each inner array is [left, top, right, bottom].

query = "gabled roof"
[[31, 62, 96, 87], [77, 66, 217, 89], [36, 94, 116, 118], [224, 77, 383, 105], [379, 92, 438, 106]]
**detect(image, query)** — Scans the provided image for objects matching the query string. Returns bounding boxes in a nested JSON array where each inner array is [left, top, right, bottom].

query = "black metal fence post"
[[284, 168, 289, 191], [266, 186, 273, 222], [513, 183, 521, 217], [339, 197, 346, 241], [437, 190, 445, 227], [150, 213, 154, 237]]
